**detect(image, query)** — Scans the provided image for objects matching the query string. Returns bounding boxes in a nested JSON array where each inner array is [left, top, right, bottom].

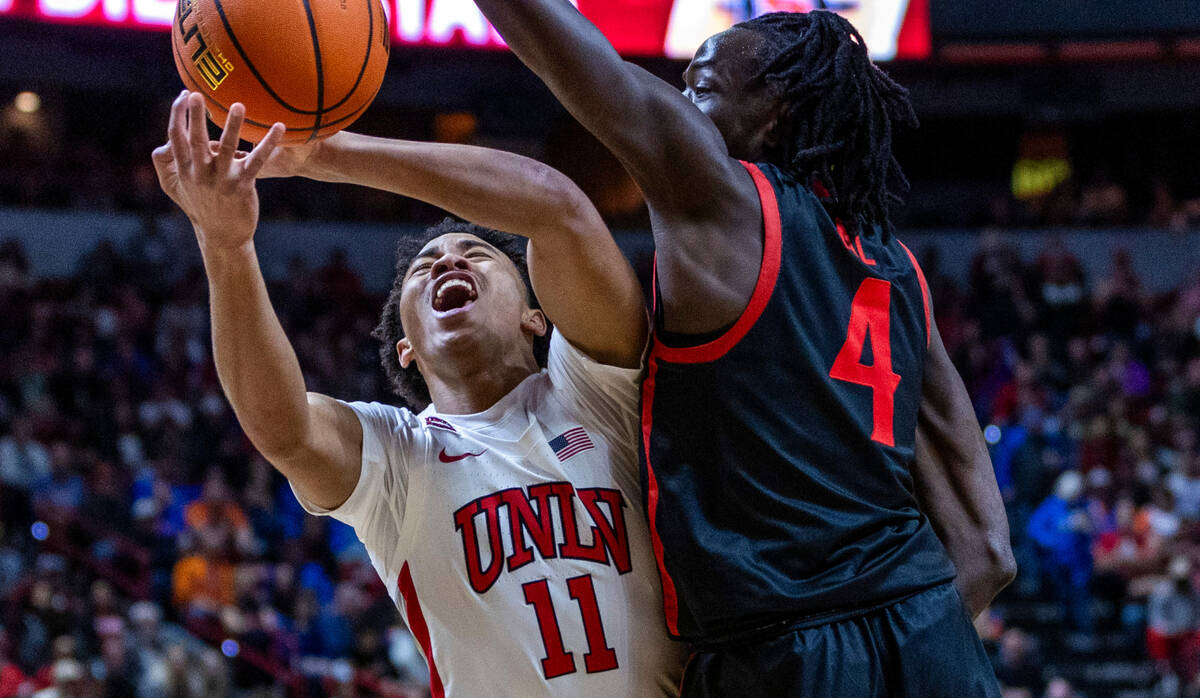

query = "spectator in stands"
[[1042, 675, 1080, 698], [1093, 495, 1162, 593], [127, 601, 171, 698], [1147, 556, 1200, 691], [171, 531, 236, 624], [1092, 248, 1145, 339], [1033, 236, 1088, 339], [0, 629, 29, 698], [995, 627, 1045, 695], [31, 658, 86, 698], [1028, 471, 1095, 629], [31, 443, 84, 515], [183, 468, 254, 558], [0, 417, 51, 493]]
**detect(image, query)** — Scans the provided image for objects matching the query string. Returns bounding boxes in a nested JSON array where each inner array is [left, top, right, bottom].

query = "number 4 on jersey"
[[829, 278, 901, 447]]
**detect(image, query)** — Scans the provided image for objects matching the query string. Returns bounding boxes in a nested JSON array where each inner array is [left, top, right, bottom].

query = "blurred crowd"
[[0, 234, 430, 697], [4, 91, 1200, 233], [930, 233, 1200, 697]]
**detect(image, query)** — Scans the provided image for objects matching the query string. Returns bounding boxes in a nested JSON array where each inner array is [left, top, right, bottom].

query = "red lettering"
[[522, 579, 576, 679], [454, 482, 635, 593], [524, 575, 619, 680], [567, 575, 618, 674], [576, 488, 631, 574], [503, 484, 558, 571], [555, 483, 608, 565], [452, 492, 505, 593], [829, 278, 901, 446]]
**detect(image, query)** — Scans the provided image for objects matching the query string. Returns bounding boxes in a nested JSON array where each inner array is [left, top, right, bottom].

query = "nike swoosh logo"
[[438, 448, 487, 463]]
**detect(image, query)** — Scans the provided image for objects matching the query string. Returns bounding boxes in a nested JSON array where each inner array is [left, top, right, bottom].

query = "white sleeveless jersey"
[[293, 330, 687, 696]]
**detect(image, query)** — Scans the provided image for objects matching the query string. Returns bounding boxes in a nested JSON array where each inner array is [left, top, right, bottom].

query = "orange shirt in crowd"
[[172, 555, 236, 608]]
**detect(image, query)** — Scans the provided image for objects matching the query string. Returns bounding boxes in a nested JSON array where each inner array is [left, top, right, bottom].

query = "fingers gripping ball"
[[172, 0, 389, 144]]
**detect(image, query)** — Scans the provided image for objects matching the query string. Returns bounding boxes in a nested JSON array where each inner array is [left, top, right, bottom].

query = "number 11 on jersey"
[[522, 574, 618, 679]]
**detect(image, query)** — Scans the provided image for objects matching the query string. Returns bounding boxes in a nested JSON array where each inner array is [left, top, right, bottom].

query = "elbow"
[[533, 166, 595, 231], [985, 531, 1018, 591], [994, 551, 1018, 590]]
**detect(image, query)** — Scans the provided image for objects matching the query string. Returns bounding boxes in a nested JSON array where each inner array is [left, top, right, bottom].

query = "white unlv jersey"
[[294, 330, 687, 696]]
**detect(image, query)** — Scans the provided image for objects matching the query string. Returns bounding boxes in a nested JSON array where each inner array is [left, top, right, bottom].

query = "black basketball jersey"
[[640, 162, 956, 642]]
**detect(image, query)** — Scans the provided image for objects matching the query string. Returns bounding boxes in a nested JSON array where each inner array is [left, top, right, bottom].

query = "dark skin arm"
[[477, 3, 1013, 615], [912, 317, 1017, 618], [470, 0, 766, 334]]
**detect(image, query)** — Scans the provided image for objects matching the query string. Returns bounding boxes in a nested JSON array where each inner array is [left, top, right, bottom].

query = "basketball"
[[171, 0, 389, 144]]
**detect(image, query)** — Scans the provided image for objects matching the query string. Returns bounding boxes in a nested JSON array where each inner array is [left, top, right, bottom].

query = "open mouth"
[[431, 272, 479, 313]]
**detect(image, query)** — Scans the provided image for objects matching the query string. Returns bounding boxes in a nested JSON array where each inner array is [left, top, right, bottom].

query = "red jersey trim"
[[640, 358, 680, 636], [898, 241, 932, 349], [398, 562, 446, 698], [651, 161, 783, 364]]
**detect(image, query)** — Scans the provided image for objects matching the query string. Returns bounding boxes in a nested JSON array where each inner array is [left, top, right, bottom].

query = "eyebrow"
[[411, 239, 497, 267]]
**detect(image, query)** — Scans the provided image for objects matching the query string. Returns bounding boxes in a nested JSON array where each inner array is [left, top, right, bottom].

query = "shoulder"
[[544, 328, 644, 432], [340, 400, 421, 430], [547, 329, 644, 393], [339, 400, 427, 453]]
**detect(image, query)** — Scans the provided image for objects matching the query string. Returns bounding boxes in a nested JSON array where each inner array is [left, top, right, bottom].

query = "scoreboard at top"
[[0, 0, 932, 61]]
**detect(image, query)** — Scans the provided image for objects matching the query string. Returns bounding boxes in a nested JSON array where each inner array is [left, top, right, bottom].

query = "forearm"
[[948, 536, 1016, 619], [470, 0, 635, 130], [304, 133, 591, 239], [201, 241, 311, 461], [915, 422, 1016, 618]]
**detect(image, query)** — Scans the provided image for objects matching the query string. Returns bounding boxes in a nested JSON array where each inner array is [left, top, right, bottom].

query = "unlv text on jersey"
[[453, 482, 632, 593]]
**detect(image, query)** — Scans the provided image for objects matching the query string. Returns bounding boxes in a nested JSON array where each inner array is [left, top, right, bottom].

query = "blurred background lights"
[[983, 425, 1002, 445], [221, 639, 240, 658], [14, 91, 40, 114], [30, 521, 49, 541]]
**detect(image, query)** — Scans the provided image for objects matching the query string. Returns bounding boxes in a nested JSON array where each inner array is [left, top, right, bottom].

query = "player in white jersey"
[[151, 91, 687, 696]]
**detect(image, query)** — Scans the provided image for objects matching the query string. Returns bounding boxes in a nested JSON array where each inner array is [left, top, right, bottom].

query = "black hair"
[[372, 218, 550, 411], [736, 10, 918, 240]]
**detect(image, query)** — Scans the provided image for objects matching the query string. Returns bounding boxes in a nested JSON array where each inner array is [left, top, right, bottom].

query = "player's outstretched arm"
[[470, 0, 746, 215], [266, 132, 646, 367], [912, 318, 1017, 619], [468, 0, 765, 334], [152, 91, 363, 511]]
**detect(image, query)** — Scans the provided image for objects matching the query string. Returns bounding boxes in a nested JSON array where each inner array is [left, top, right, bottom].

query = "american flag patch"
[[548, 427, 594, 462], [425, 416, 456, 433]]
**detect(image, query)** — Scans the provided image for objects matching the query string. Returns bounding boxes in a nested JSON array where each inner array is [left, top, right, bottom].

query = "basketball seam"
[[321, 0, 376, 115], [299, 0, 324, 142], [201, 84, 376, 136], [177, 30, 372, 137], [211, 0, 323, 115]]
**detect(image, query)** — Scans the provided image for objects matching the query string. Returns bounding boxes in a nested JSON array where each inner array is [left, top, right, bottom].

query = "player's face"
[[397, 233, 538, 368], [684, 28, 785, 162]]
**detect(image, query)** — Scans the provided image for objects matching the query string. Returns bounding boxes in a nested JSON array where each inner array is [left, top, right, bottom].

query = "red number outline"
[[521, 574, 619, 680], [829, 278, 901, 447]]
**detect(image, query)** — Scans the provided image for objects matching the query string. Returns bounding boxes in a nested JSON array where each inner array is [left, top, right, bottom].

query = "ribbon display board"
[[0, 0, 931, 60]]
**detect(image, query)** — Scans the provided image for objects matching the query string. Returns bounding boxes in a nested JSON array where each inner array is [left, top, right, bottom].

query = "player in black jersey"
[[470, 6, 1015, 696]]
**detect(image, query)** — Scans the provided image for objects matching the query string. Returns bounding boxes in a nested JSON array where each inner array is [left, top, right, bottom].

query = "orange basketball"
[[172, 0, 389, 144]]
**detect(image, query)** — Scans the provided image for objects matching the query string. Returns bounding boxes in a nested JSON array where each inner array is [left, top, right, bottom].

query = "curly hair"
[[736, 10, 918, 240], [372, 218, 550, 411]]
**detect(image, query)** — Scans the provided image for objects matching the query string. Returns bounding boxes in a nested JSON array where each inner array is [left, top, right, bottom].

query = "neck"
[[423, 350, 540, 415]]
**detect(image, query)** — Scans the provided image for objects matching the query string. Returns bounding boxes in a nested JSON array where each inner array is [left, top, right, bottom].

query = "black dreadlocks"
[[736, 10, 917, 240], [372, 218, 550, 411]]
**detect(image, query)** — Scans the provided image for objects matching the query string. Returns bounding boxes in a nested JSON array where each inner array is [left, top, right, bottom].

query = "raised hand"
[[151, 90, 284, 251]]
